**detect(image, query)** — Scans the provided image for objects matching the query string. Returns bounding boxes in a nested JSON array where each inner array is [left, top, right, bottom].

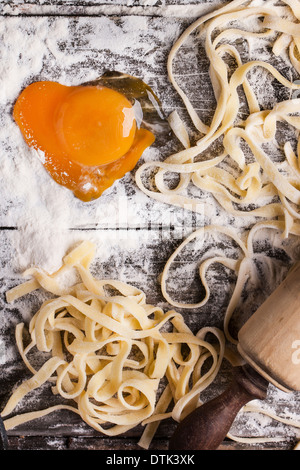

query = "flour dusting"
[[0, 0, 300, 446]]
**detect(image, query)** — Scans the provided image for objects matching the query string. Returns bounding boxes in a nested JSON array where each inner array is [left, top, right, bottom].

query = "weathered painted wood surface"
[[0, 0, 300, 450]]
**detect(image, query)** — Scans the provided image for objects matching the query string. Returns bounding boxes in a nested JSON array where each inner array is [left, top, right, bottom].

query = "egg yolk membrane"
[[56, 86, 137, 166], [13, 80, 155, 201]]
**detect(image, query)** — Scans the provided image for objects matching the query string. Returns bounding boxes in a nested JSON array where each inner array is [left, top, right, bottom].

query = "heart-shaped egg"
[[13, 71, 164, 202]]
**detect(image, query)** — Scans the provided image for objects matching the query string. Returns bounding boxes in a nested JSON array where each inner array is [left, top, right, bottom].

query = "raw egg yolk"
[[13, 81, 155, 201], [56, 86, 137, 166]]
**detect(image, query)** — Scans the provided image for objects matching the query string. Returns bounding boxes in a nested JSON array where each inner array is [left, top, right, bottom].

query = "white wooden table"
[[0, 0, 299, 450]]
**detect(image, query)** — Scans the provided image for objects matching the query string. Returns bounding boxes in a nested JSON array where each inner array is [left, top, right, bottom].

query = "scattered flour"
[[0, 0, 300, 446]]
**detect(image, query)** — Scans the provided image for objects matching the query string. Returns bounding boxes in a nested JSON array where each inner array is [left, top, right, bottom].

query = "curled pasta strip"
[[226, 401, 300, 445], [161, 219, 300, 342], [3, 241, 225, 449]]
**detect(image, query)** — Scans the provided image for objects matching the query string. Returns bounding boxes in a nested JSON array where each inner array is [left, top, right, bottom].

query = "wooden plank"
[[0, 1, 228, 18], [5, 435, 296, 451]]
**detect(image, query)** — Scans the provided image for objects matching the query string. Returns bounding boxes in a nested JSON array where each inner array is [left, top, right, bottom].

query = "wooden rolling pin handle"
[[169, 364, 269, 450]]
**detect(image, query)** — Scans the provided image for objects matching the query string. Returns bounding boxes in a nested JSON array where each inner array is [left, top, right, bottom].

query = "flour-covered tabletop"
[[0, 0, 300, 451]]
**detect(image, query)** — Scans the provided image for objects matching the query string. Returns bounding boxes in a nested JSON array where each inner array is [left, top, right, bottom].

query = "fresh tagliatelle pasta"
[[2, 240, 225, 449], [134, 0, 300, 447], [135, 0, 300, 229]]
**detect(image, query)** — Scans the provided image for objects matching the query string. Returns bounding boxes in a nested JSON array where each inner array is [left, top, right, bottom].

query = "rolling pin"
[[169, 262, 300, 450]]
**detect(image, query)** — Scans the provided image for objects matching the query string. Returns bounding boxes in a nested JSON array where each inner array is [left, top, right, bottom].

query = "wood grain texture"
[[5, 435, 292, 451], [0, 1, 228, 17], [0, 0, 300, 451]]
